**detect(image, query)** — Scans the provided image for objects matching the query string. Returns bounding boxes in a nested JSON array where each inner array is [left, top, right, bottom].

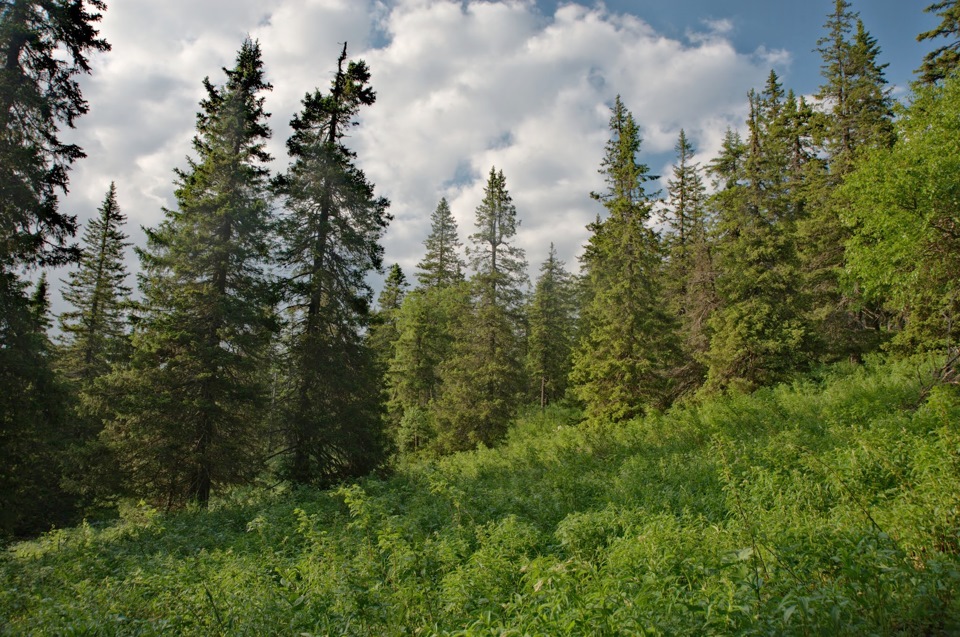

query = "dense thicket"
[[5, 356, 959, 634]]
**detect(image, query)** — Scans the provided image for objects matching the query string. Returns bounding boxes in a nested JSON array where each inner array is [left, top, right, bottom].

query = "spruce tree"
[[367, 264, 408, 374], [0, 272, 76, 537], [386, 282, 469, 454], [1, 0, 108, 536], [815, 1, 894, 176], [660, 130, 714, 394], [102, 39, 276, 508], [274, 43, 390, 485], [417, 197, 465, 289], [803, 2, 894, 360], [571, 96, 680, 422], [58, 182, 131, 384], [1, 0, 110, 270], [526, 244, 577, 408], [433, 167, 527, 451], [917, 0, 960, 84], [703, 75, 809, 392]]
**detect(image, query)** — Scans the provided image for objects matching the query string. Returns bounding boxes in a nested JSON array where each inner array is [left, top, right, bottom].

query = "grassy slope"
[[2, 356, 960, 635]]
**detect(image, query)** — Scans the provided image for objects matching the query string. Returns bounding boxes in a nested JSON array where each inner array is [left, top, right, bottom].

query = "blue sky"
[[55, 0, 941, 311]]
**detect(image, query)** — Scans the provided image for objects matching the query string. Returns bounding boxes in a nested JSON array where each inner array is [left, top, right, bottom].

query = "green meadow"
[[4, 355, 959, 635]]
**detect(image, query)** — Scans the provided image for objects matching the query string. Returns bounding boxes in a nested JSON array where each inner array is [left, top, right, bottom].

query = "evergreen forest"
[[2, 1, 960, 633]]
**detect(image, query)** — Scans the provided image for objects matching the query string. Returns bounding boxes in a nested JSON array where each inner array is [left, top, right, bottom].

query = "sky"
[[54, 0, 940, 311]]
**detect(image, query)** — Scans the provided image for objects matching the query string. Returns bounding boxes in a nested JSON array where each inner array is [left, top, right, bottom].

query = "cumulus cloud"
[[58, 0, 782, 311]]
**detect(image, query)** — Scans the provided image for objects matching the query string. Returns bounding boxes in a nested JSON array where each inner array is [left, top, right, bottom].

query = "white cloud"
[[57, 0, 777, 311]]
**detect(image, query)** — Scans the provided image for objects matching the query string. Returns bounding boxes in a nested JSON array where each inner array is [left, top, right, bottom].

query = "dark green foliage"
[[526, 244, 577, 408], [367, 264, 408, 374], [572, 96, 680, 421], [917, 0, 960, 84], [432, 168, 528, 451], [386, 282, 469, 453], [102, 39, 276, 508], [0, 0, 109, 270], [0, 0, 107, 539], [274, 43, 391, 485], [5, 357, 960, 634], [416, 197, 465, 290], [660, 129, 714, 394], [703, 74, 810, 393], [841, 72, 960, 350], [58, 182, 131, 384], [0, 273, 75, 538]]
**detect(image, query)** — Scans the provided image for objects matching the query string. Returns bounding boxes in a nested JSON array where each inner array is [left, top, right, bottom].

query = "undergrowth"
[[2, 355, 959, 635]]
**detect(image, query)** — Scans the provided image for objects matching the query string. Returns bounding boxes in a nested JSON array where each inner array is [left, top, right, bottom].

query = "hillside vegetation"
[[3, 355, 959, 635]]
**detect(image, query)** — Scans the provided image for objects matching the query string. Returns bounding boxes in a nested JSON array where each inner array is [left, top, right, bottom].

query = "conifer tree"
[[102, 39, 276, 508], [571, 96, 680, 422], [417, 197, 465, 289], [1, 0, 108, 536], [433, 167, 527, 451], [1, 0, 110, 270], [386, 281, 469, 453], [58, 182, 131, 384], [815, 1, 894, 176], [467, 168, 529, 314], [802, 2, 894, 359], [526, 244, 577, 408], [703, 75, 809, 392], [0, 271, 76, 536], [274, 43, 390, 485], [660, 130, 714, 393], [918, 0, 960, 84], [368, 264, 408, 373]]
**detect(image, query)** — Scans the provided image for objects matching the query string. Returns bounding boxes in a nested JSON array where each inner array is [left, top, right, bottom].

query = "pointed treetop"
[[416, 197, 465, 289], [917, 0, 960, 84]]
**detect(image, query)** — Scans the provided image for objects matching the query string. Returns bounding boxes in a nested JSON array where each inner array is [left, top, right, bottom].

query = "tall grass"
[[3, 355, 959, 635]]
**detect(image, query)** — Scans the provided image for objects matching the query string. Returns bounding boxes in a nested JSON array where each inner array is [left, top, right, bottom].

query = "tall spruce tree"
[[660, 130, 714, 394], [802, 2, 894, 359], [102, 40, 276, 508], [1, 0, 108, 536], [275, 43, 390, 485], [433, 167, 527, 451], [703, 75, 809, 392], [58, 182, 131, 384], [417, 197, 465, 289], [918, 0, 960, 84], [526, 244, 577, 408], [571, 96, 680, 422]]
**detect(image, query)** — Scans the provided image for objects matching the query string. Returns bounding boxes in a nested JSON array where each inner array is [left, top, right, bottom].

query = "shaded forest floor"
[[3, 354, 960, 635]]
